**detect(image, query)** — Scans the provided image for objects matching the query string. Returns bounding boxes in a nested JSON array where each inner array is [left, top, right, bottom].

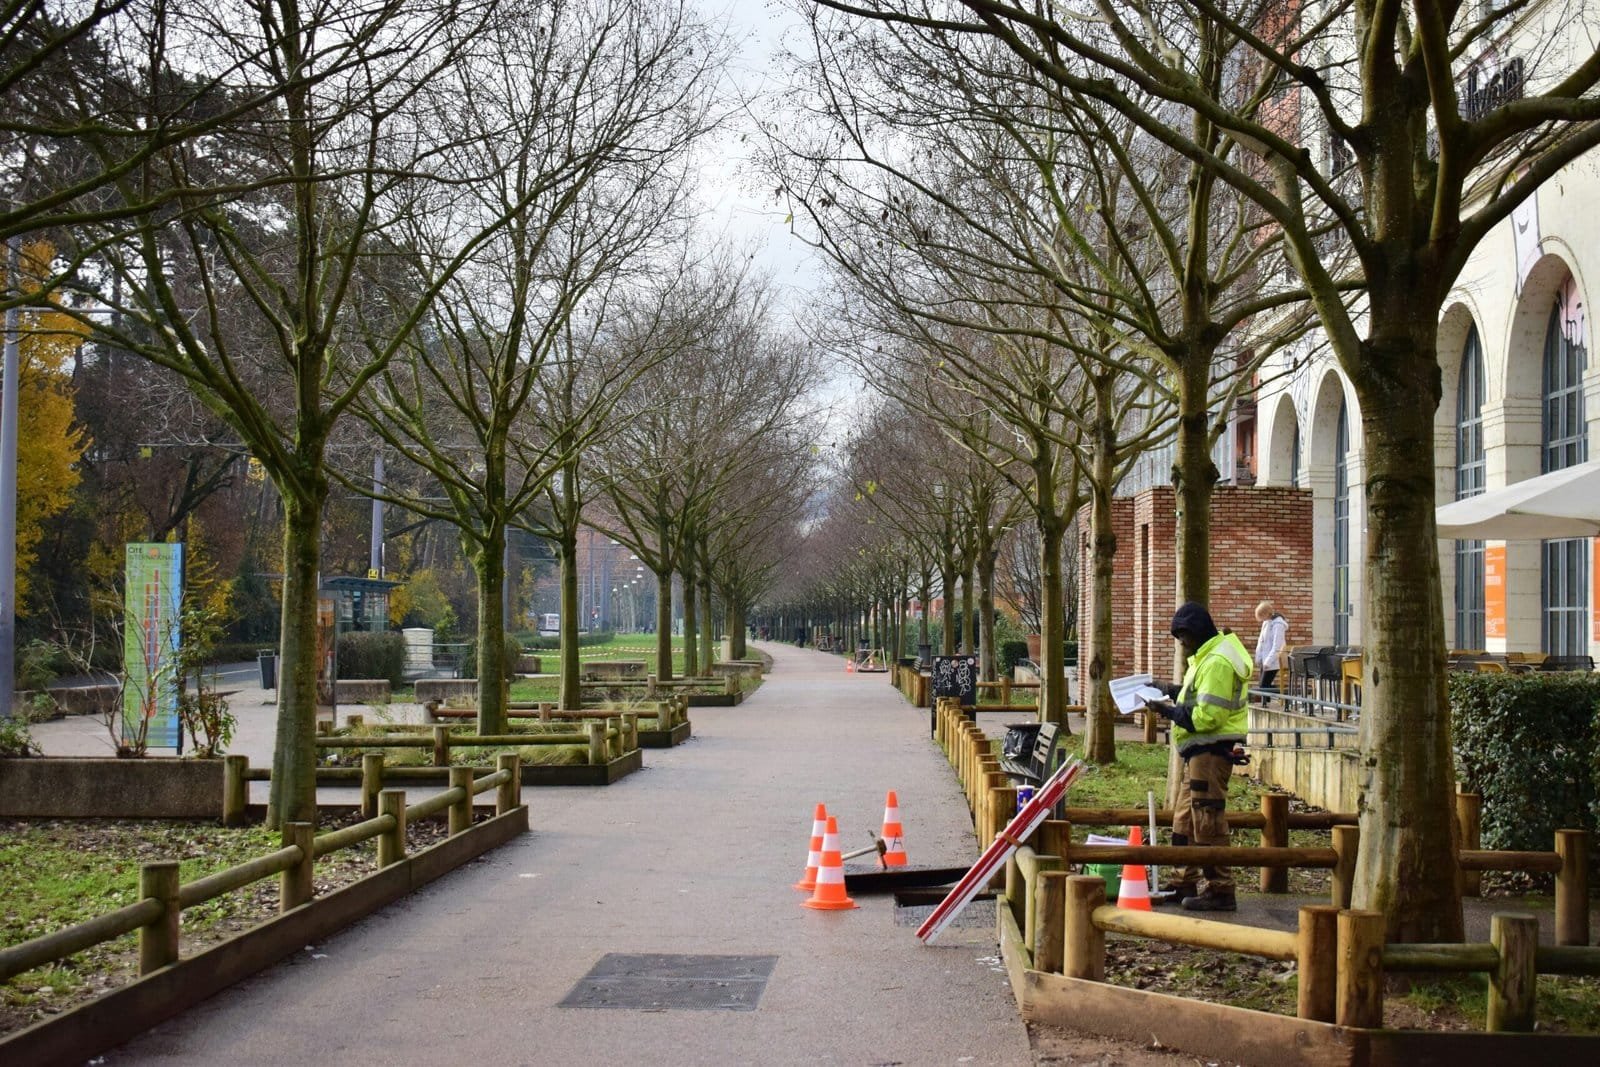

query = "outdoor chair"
[[1538, 654, 1596, 672]]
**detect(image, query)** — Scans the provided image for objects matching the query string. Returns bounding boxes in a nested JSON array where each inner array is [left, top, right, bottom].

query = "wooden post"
[[1554, 829, 1589, 947], [1260, 793, 1289, 893], [587, 721, 605, 765], [316, 718, 332, 736], [1035, 871, 1068, 974], [1142, 709, 1159, 744], [280, 821, 315, 912], [1005, 854, 1025, 922], [361, 752, 384, 819], [432, 724, 451, 767], [138, 861, 181, 975], [1063, 876, 1106, 980], [1335, 909, 1384, 1029], [222, 754, 249, 827], [1000, 676, 1011, 705], [1038, 819, 1071, 863], [1296, 905, 1339, 1022], [1456, 790, 1483, 897], [496, 753, 520, 815], [1026, 856, 1065, 955], [378, 789, 407, 868], [623, 712, 639, 752], [646, 673, 657, 698], [538, 701, 553, 722], [1331, 824, 1359, 909], [448, 766, 474, 836], [607, 716, 622, 758], [346, 713, 364, 729], [1488, 912, 1538, 1032]]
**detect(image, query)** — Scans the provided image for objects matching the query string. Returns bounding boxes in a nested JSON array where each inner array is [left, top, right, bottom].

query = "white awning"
[[1435, 459, 1600, 540]]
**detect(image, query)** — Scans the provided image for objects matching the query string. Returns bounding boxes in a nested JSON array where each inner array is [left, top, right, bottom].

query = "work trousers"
[[1171, 749, 1234, 892]]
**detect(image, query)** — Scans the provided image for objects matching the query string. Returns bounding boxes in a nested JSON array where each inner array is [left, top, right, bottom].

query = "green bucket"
[[1086, 863, 1121, 899]]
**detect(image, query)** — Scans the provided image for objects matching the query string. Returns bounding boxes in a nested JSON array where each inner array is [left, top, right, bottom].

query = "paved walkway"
[[103, 642, 1036, 1066]]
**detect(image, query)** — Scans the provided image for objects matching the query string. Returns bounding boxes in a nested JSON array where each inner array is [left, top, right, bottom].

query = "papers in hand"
[[1110, 673, 1168, 714]]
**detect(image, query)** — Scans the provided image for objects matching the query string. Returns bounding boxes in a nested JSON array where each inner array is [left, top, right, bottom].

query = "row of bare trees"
[[3, 0, 817, 828], [777, 0, 1600, 942]]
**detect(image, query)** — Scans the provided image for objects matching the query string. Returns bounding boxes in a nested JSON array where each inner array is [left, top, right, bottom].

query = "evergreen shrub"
[[336, 631, 406, 685], [1450, 672, 1600, 852]]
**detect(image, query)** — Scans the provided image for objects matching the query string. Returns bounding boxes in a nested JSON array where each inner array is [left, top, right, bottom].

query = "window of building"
[[1455, 328, 1487, 649], [1334, 397, 1352, 645], [1541, 294, 1588, 655]]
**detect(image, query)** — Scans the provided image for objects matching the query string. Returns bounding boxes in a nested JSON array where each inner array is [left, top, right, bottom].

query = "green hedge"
[[1451, 672, 1600, 852], [511, 629, 616, 651], [336, 631, 406, 686], [998, 640, 1031, 675]]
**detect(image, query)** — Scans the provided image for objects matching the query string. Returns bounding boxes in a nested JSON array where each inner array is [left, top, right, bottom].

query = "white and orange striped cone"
[[802, 816, 858, 910], [879, 790, 908, 867], [794, 803, 828, 891], [845, 657, 855, 673], [1116, 825, 1152, 911]]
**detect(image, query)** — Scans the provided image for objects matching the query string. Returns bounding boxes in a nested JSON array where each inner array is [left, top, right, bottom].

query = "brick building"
[[1077, 484, 1313, 679]]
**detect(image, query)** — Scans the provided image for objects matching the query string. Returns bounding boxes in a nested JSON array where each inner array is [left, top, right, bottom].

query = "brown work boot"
[[1181, 888, 1237, 912], [1153, 881, 1198, 905]]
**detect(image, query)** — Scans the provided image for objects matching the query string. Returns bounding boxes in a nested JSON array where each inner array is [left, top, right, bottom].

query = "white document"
[[1109, 673, 1167, 714]]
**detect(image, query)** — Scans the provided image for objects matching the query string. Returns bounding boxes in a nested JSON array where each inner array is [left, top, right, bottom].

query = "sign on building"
[[123, 542, 183, 749]]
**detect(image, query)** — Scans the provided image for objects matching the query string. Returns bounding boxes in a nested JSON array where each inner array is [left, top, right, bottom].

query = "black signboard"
[[931, 655, 978, 706]]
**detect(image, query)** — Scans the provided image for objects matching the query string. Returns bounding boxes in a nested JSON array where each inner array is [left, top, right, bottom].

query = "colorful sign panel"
[[124, 543, 183, 749], [1484, 544, 1506, 641], [1593, 540, 1600, 643]]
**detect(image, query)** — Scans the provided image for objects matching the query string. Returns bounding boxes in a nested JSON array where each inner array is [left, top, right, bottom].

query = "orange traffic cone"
[[794, 803, 828, 891], [845, 657, 855, 673], [879, 790, 908, 867], [802, 816, 858, 910], [1116, 825, 1152, 911]]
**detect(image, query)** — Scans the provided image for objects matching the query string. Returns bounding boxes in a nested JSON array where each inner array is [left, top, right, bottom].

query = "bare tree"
[[813, 0, 1600, 941]]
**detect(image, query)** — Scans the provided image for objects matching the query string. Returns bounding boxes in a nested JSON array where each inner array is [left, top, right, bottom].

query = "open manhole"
[[559, 953, 778, 1012], [892, 890, 996, 929]]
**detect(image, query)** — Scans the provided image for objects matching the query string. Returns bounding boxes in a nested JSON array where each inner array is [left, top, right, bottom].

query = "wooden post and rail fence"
[[936, 694, 1599, 1031], [0, 756, 524, 985]]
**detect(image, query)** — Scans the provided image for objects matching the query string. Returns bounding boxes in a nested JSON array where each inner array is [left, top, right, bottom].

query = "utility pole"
[[369, 451, 384, 577], [0, 237, 21, 719]]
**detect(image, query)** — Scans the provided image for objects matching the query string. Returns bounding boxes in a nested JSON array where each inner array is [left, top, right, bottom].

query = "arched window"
[[1333, 397, 1352, 645], [1290, 424, 1302, 488], [1541, 292, 1588, 655], [1455, 328, 1487, 649]]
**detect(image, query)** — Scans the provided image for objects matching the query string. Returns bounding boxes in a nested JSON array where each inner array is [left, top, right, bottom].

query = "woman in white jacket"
[[1254, 601, 1288, 698]]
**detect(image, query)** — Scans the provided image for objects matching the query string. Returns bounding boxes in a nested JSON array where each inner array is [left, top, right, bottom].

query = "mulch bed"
[[0, 813, 479, 1037]]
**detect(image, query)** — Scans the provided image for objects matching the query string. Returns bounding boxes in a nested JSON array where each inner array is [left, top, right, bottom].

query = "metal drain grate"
[[559, 953, 778, 1012], [892, 898, 996, 929]]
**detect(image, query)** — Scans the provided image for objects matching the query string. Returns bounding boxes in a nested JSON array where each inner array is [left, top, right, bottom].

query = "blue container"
[[1016, 786, 1035, 814]]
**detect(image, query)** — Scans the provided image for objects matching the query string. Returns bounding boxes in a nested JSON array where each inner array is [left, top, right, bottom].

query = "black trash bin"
[[258, 649, 277, 690]]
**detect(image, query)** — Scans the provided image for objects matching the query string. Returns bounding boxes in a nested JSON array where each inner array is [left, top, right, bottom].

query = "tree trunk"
[[978, 543, 998, 683], [918, 569, 932, 650], [1351, 322, 1463, 943], [939, 563, 957, 655], [473, 524, 508, 734], [558, 527, 581, 710], [1173, 353, 1219, 609], [960, 562, 975, 654], [1083, 422, 1117, 765], [267, 490, 324, 829], [697, 575, 713, 673], [681, 562, 699, 677], [728, 598, 747, 659], [654, 569, 674, 680], [1037, 512, 1070, 734]]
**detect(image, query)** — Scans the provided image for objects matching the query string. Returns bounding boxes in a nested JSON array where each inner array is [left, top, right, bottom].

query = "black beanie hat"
[[1170, 602, 1219, 645]]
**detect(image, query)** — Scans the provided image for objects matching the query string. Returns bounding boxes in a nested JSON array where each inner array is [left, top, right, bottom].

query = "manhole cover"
[[559, 953, 778, 1012]]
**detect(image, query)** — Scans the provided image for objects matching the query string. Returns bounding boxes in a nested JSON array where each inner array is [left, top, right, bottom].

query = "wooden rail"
[[1, 756, 523, 985], [1007, 861, 1600, 1034]]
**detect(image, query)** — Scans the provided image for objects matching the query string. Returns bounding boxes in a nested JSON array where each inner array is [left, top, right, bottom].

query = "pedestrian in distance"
[[1145, 602, 1252, 912], [1253, 600, 1288, 702]]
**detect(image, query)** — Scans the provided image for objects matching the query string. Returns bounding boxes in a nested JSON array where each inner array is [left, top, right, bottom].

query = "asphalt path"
[[105, 641, 1035, 1066]]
